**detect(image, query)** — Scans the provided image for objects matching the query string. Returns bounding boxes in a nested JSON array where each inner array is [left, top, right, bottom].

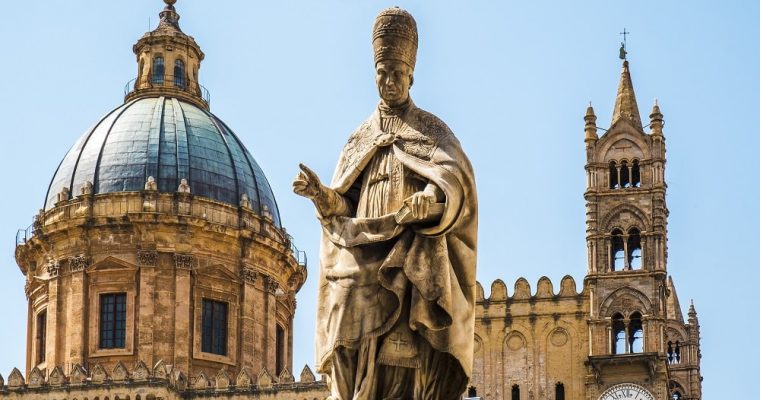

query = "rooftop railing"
[[124, 75, 210, 106]]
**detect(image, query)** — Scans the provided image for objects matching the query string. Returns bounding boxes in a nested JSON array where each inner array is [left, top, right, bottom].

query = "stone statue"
[[293, 7, 477, 400]]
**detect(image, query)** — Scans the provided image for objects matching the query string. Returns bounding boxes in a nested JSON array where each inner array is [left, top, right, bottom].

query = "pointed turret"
[[611, 60, 643, 131], [688, 300, 699, 325], [649, 99, 664, 136], [584, 103, 598, 142]]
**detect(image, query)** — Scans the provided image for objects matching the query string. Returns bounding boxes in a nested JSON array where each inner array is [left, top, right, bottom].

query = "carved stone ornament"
[[265, 276, 279, 295], [257, 369, 273, 388], [174, 253, 195, 270], [69, 364, 86, 385], [48, 366, 66, 386], [91, 363, 108, 384], [46, 260, 60, 277], [24, 281, 31, 299], [193, 371, 209, 389], [215, 368, 231, 390], [28, 367, 44, 388], [299, 365, 316, 383], [145, 175, 158, 191], [242, 267, 258, 284], [138, 250, 158, 266], [7, 367, 24, 388], [133, 360, 150, 381], [236, 368, 253, 388], [171, 370, 188, 391], [81, 180, 94, 196], [112, 361, 129, 382], [69, 254, 90, 272], [154, 359, 170, 380], [278, 368, 294, 383], [178, 178, 191, 194]]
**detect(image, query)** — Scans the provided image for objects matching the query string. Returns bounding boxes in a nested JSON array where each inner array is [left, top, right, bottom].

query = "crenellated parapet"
[[476, 275, 584, 305], [0, 363, 328, 399], [471, 276, 590, 400]]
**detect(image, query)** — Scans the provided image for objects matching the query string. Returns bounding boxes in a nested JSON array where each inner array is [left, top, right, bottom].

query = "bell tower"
[[583, 59, 675, 399]]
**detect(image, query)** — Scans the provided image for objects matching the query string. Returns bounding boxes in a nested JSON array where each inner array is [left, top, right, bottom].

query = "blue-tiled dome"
[[45, 96, 281, 227]]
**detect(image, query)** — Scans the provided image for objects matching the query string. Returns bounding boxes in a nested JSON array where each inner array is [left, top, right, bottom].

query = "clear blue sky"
[[0, 1, 756, 397]]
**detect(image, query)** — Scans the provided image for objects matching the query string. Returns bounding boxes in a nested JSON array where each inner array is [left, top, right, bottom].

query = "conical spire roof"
[[611, 60, 643, 130]]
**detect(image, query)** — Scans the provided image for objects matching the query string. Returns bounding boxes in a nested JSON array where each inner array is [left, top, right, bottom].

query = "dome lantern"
[[126, 0, 208, 109]]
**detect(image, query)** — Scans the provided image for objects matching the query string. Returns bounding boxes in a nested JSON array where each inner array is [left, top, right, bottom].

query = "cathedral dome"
[[44, 96, 281, 227]]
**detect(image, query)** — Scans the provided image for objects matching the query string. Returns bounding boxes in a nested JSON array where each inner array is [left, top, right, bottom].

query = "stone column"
[[46, 269, 61, 370], [240, 267, 258, 372], [173, 254, 193, 373], [65, 255, 89, 367], [265, 276, 278, 374], [137, 251, 157, 365]]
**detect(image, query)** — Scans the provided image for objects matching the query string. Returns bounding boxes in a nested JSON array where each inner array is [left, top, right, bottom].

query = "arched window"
[[611, 229, 625, 271], [632, 159, 641, 187], [672, 391, 682, 400], [174, 59, 186, 89], [555, 382, 565, 400], [612, 313, 626, 354], [627, 228, 642, 270], [629, 312, 644, 353], [609, 161, 619, 189], [511, 384, 520, 400], [276, 324, 285, 375], [152, 56, 165, 85], [667, 340, 682, 364], [620, 160, 630, 188]]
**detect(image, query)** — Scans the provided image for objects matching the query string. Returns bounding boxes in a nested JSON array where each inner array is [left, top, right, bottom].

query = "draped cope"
[[315, 101, 478, 383]]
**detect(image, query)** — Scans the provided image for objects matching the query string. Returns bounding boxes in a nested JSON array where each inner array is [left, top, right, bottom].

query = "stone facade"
[[469, 61, 702, 400], [14, 190, 306, 385]]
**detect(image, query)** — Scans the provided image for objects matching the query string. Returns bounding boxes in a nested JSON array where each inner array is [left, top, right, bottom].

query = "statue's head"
[[373, 7, 417, 107]]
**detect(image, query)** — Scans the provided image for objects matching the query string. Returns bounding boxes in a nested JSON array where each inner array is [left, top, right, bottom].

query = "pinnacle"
[[611, 60, 642, 130]]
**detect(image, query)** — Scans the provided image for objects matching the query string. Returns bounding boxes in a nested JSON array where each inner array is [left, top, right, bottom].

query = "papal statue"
[[293, 7, 478, 400]]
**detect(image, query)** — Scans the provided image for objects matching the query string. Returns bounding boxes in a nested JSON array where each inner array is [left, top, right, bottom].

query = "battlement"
[[475, 275, 585, 305], [0, 362, 327, 399]]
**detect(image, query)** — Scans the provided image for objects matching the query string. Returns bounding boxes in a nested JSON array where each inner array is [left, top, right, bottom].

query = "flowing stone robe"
[[315, 100, 477, 398]]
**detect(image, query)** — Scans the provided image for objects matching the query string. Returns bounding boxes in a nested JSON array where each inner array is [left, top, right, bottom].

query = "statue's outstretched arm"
[[293, 163, 353, 217]]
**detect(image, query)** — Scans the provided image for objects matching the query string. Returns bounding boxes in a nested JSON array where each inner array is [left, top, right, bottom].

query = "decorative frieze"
[[138, 250, 158, 267], [69, 254, 90, 272], [174, 253, 195, 270]]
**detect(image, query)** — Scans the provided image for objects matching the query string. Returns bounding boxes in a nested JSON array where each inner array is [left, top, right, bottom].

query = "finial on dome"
[[158, 0, 181, 31]]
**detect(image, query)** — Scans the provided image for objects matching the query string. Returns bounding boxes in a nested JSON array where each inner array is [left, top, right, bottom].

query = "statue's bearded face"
[[376, 60, 413, 107]]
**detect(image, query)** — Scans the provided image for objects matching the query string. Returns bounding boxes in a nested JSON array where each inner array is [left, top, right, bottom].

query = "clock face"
[[599, 383, 655, 400]]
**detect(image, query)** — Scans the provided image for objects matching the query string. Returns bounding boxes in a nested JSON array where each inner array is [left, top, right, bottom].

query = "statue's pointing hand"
[[293, 163, 323, 200], [293, 163, 350, 218]]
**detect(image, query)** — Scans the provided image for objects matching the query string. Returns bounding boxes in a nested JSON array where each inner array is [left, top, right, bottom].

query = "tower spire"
[[611, 60, 642, 130]]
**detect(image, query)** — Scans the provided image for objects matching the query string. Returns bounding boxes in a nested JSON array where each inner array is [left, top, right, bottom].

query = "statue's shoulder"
[[342, 117, 375, 157], [409, 107, 454, 139], [395, 106, 458, 160]]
